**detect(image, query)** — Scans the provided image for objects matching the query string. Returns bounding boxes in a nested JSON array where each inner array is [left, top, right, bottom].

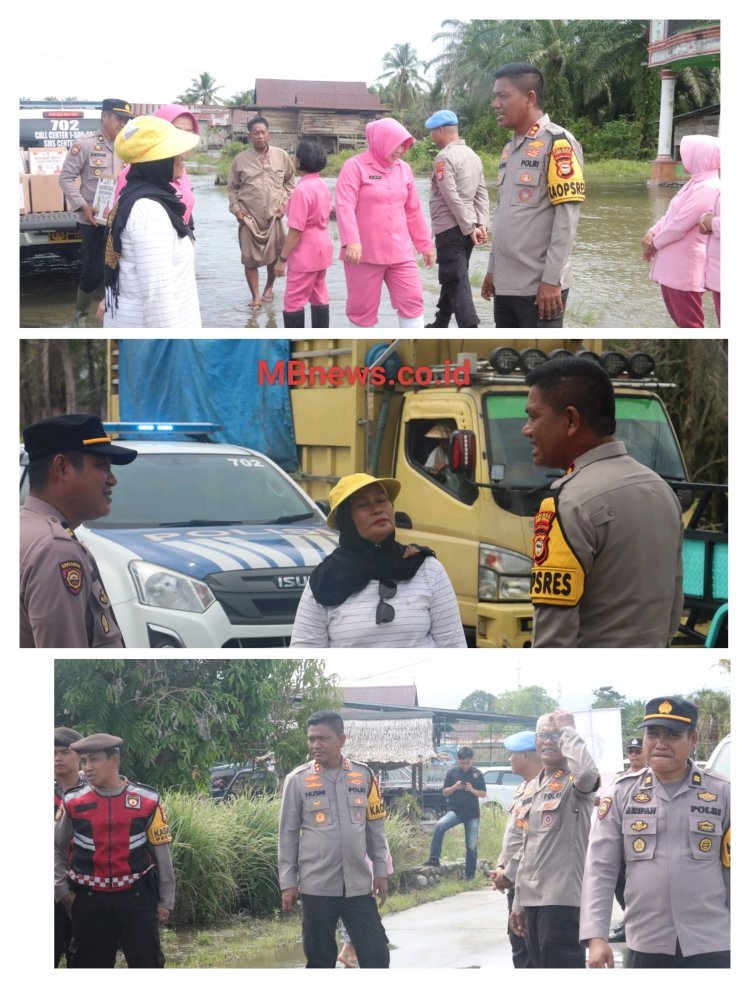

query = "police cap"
[[102, 99, 134, 119], [626, 737, 643, 751], [70, 733, 124, 754], [639, 696, 698, 732], [503, 730, 537, 752], [24, 414, 138, 465], [55, 727, 83, 747], [425, 109, 459, 130]]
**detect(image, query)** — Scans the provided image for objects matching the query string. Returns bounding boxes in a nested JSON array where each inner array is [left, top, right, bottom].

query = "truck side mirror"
[[395, 511, 413, 529], [450, 430, 476, 474]]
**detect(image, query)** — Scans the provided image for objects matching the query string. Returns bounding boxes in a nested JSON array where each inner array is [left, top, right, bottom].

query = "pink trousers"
[[344, 260, 424, 326], [283, 269, 328, 311], [660, 285, 705, 329]]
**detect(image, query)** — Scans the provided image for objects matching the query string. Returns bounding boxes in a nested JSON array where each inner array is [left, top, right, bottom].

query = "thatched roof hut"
[[343, 711, 436, 769]]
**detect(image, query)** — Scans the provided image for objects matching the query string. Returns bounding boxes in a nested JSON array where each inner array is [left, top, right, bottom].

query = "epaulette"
[[614, 766, 648, 785]]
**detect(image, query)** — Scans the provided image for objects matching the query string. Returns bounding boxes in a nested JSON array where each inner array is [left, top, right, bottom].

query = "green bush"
[[568, 117, 649, 162]]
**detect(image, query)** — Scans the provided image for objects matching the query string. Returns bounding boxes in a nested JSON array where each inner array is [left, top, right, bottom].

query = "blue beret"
[[425, 110, 458, 130], [503, 730, 537, 753]]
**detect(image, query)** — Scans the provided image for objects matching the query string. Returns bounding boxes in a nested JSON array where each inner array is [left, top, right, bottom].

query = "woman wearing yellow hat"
[[102, 115, 201, 328], [290, 474, 466, 647]]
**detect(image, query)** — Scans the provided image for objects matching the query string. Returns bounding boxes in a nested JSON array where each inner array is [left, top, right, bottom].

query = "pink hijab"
[[114, 104, 199, 223], [365, 118, 415, 169]]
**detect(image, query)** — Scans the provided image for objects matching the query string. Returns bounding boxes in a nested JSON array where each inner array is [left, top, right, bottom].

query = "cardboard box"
[[28, 146, 67, 175], [29, 174, 65, 212], [20, 174, 31, 214]]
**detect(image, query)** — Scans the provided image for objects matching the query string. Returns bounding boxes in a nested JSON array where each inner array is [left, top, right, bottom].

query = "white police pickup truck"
[[20, 424, 337, 647]]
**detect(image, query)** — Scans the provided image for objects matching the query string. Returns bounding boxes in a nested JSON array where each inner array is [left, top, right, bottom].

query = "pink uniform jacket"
[[705, 191, 720, 293], [649, 135, 720, 292], [335, 118, 433, 265], [113, 105, 199, 225], [285, 173, 334, 273]]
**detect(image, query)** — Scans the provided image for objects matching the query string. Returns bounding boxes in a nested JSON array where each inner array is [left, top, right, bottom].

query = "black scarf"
[[309, 499, 435, 607], [104, 158, 193, 314]]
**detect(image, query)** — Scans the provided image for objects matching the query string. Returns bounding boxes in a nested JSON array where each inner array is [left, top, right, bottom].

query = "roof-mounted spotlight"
[[548, 348, 574, 361], [601, 351, 628, 377], [519, 348, 548, 373], [489, 346, 520, 373], [627, 352, 656, 379], [577, 350, 602, 364]]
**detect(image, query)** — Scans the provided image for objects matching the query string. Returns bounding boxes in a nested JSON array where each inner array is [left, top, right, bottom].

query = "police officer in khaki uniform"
[[523, 356, 684, 647], [424, 110, 489, 329], [491, 731, 541, 968], [54, 733, 175, 967], [509, 710, 599, 967], [481, 62, 584, 328], [20, 414, 137, 647], [278, 711, 390, 968], [59, 98, 133, 326], [580, 697, 730, 968]]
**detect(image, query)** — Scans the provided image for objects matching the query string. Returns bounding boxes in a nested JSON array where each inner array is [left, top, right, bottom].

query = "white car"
[[20, 429, 337, 647], [705, 734, 730, 777], [479, 765, 523, 811]]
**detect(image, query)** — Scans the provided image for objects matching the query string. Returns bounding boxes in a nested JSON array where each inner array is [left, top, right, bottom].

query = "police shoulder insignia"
[[530, 496, 585, 606], [697, 791, 719, 802], [692, 772, 702, 785], [631, 820, 648, 832], [55, 804, 64, 821], [70, 144, 81, 156], [633, 792, 651, 803], [435, 160, 445, 181], [60, 560, 84, 595], [597, 796, 612, 820], [99, 589, 109, 605], [126, 793, 141, 809], [643, 774, 652, 786], [546, 139, 585, 205], [632, 838, 646, 853], [721, 826, 731, 868], [101, 614, 110, 634]]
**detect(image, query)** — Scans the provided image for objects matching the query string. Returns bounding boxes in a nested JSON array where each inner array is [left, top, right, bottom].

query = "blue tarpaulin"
[[117, 339, 298, 471]]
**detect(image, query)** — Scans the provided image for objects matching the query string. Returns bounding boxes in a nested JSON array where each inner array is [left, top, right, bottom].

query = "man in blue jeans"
[[424, 746, 487, 877]]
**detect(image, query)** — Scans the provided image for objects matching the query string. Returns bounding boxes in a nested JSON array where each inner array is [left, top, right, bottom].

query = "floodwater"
[[20, 171, 718, 330]]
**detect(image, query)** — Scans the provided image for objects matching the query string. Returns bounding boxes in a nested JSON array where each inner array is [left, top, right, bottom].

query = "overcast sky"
[[322, 650, 730, 711]]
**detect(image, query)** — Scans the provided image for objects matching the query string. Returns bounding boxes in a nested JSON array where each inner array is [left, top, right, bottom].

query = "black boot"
[[426, 314, 451, 328], [283, 309, 305, 328], [310, 304, 330, 328]]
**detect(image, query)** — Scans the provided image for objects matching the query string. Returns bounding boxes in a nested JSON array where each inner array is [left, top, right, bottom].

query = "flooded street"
[[20, 172, 718, 330]]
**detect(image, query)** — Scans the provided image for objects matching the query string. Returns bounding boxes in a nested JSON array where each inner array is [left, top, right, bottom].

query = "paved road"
[[384, 888, 628, 968]]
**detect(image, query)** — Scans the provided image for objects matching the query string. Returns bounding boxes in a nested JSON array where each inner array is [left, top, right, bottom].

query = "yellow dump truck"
[[289, 339, 690, 647]]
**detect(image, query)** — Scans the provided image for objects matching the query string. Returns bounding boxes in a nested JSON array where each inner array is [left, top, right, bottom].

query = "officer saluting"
[[20, 413, 137, 648], [54, 734, 175, 968], [59, 98, 133, 325], [580, 697, 730, 968]]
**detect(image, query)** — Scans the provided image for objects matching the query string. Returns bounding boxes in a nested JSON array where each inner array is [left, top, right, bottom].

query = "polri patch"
[[436, 161, 445, 181], [60, 560, 83, 595], [598, 796, 612, 820]]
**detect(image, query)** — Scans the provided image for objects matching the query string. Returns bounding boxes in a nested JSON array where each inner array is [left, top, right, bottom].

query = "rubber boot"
[[68, 288, 98, 328], [398, 313, 425, 328], [310, 304, 330, 328], [282, 309, 306, 328]]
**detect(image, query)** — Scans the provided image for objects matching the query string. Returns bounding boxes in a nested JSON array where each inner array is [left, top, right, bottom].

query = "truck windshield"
[[87, 452, 320, 529], [484, 393, 686, 516]]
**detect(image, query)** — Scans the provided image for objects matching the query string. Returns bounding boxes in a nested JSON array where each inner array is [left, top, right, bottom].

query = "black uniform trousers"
[[300, 893, 390, 968], [431, 226, 479, 328], [493, 289, 569, 329], [54, 899, 73, 967], [77, 222, 107, 292], [68, 874, 165, 968], [525, 905, 586, 968], [507, 887, 532, 968], [627, 942, 730, 968]]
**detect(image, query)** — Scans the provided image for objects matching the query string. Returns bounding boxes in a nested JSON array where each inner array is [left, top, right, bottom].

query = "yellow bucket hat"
[[326, 473, 401, 530], [115, 115, 200, 164]]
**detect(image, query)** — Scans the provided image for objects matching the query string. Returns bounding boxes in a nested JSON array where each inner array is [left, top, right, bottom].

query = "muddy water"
[[20, 173, 718, 330]]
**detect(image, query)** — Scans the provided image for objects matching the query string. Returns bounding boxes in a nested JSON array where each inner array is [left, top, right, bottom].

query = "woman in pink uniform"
[[114, 105, 199, 228], [335, 117, 435, 327], [641, 134, 720, 328], [274, 142, 333, 327]]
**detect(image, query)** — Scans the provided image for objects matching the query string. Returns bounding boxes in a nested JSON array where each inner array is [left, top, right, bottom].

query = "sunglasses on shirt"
[[376, 579, 397, 624]]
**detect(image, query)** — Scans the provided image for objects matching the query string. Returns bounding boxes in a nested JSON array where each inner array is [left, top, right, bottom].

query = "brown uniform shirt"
[[59, 132, 122, 212], [429, 139, 489, 236], [20, 495, 124, 648]]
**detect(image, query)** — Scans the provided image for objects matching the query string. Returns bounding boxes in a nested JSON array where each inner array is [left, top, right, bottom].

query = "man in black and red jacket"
[[54, 733, 175, 967]]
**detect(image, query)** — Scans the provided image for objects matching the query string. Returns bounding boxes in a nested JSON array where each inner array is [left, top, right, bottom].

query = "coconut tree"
[[378, 43, 429, 111], [179, 72, 224, 106]]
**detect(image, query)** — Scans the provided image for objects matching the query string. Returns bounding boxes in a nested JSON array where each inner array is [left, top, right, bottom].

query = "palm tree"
[[180, 72, 224, 106], [378, 43, 429, 111]]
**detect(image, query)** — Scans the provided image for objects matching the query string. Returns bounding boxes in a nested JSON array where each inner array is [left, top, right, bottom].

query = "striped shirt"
[[103, 198, 201, 328], [290, 556, 467, 648]]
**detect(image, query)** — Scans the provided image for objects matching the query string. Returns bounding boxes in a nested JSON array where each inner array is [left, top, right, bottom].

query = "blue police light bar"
[[102, 422, 220, 434]]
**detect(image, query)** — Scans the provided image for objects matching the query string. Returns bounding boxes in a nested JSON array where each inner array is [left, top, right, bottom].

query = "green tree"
[[690, 688, 730, 761], [459, 689, 497, 712], [20, 339, 108, 428], [227, 89, 255, 107], [493, 685, 555, 717], [54, 659, 341, 791], [378, 43, 429, 111], [178, 72, 224, 105], [591, 686, 628, 708]]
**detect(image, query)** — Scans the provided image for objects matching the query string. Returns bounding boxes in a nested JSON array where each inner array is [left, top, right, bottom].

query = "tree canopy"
[[493, 685, 556, 717], [459, 689, 497, 712]]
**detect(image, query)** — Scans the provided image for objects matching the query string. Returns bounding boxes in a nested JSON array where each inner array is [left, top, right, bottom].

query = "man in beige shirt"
[[228, 116, 295, 310]]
